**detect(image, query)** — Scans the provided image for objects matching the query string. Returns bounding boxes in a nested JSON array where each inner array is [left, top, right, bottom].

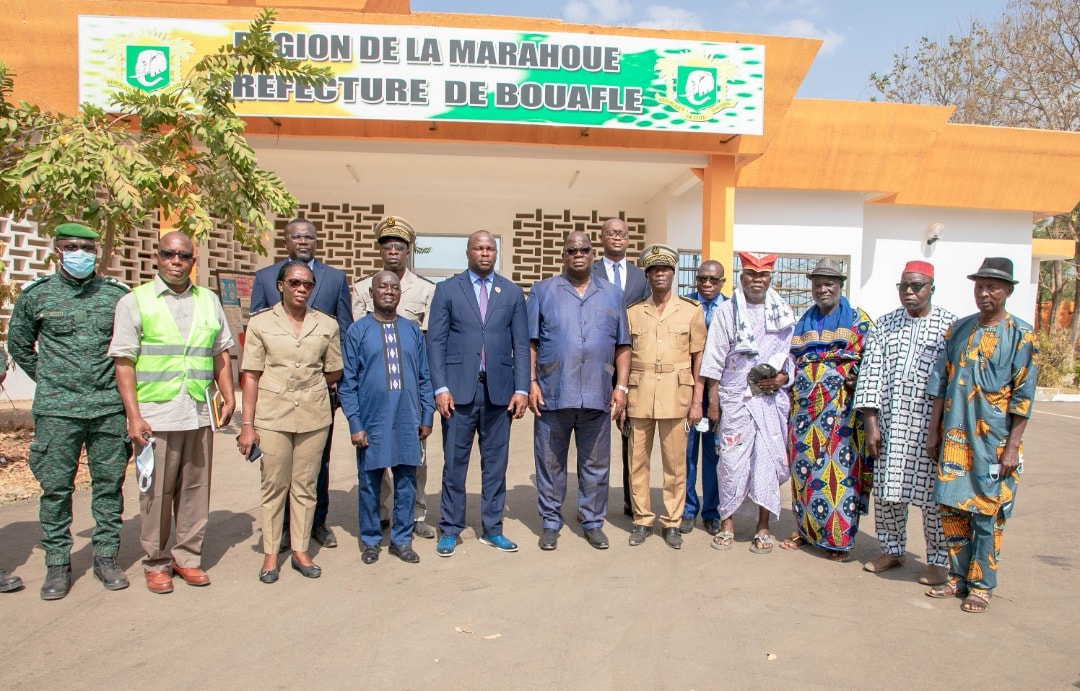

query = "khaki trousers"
[[627, 417, 687, 528], [140, 427, 213, 571], [258, 426, 329, 554]]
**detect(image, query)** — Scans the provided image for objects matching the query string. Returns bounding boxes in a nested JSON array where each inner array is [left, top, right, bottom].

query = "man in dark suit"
[[428, 230, 529, 557], [592, 217, 648, 515], [250, 217, 353, 548]]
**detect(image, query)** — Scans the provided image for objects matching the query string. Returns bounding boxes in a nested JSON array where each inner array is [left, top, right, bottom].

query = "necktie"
[[704, 301, 713, 327], [612, 261, 623, 292], [478, 277, 489, 371]]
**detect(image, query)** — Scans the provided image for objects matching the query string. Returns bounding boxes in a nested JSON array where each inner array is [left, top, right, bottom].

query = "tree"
[[0, 8, 332, 272], [869, 0, 1080, 361]]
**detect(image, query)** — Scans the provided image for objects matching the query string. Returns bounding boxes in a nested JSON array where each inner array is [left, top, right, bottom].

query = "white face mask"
[[136, 438, 156, 492]]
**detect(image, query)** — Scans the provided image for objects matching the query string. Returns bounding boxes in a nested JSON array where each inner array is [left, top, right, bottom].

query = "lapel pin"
[[494, 286, 502, 294]]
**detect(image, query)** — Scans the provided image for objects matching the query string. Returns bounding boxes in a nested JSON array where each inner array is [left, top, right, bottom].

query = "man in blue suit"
[[428, 230, 530, 557], [592, 217, 648, 515], [250, 218, 353, 548]]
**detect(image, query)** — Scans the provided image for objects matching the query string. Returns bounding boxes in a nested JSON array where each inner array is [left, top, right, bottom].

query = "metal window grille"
[[734, 253, 849, 317], [677, 250, 701, 295]]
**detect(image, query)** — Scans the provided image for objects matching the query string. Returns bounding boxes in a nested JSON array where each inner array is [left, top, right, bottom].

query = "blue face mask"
[[61, 250, 97, 279]]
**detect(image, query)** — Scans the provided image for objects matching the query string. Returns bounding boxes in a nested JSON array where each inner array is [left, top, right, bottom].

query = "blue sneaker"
[[436, 534, 458, 557], [479, 534, 518, 552]]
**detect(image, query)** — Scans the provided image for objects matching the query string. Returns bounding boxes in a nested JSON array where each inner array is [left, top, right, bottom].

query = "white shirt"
[[603, 257, 627, 291]]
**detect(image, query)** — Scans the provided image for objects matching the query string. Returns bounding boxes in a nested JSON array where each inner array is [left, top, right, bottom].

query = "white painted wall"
[[862, 205, 1036, 323]]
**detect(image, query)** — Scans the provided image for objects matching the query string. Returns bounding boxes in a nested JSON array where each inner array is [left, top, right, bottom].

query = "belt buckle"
[[477, 371, 487, 382]]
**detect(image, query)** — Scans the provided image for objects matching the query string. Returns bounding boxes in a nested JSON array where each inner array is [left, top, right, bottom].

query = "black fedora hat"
[[967, 257, 1018, 285]]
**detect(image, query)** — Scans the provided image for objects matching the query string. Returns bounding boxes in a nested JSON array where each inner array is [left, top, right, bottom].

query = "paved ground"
[[1, 403, 1078, 689]]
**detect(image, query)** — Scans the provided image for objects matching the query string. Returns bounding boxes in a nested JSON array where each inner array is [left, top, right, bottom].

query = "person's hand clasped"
[[352, 430, 369, 448]]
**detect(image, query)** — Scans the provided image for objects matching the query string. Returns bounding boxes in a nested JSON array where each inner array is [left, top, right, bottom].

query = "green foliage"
[[0, 8, 333, 266], [1037, 328, 1077, 387]]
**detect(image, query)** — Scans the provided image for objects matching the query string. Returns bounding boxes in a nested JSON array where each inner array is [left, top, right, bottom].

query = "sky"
[[409, 0, 1012, 101]]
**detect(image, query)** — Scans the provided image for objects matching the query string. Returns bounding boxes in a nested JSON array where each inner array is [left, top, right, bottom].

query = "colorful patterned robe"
[[928, 313, 1037, 519], [788, 298, 874, 552]]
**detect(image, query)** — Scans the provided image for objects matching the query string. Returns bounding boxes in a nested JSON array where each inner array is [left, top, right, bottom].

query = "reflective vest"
[[132, 282, 220, 403]]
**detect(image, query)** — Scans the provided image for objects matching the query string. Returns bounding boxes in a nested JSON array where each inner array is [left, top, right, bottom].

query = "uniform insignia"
[[19, 275, 52, 293], [103, 276, 131, 292], [249, 306, 273, 316], [679, 295, 700, 306], [628, 296, 649, 307]]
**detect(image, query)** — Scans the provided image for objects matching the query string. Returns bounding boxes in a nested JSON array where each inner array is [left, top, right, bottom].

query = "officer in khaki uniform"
[[623, 244, 707, 550], [352, 216, 437, 538], [239, 260, 344, 582]]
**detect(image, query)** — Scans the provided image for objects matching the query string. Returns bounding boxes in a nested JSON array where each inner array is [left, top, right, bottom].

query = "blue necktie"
[[612, 262, 623, 292]]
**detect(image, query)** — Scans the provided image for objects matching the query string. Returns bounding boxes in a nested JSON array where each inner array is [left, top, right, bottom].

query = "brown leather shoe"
[[145, 569, 174, 594], [863, 553, 905, 573], [171, 562, 210, 587]]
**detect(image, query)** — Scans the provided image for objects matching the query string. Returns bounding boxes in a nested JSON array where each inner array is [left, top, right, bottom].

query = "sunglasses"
[[696, 275, 724, 284], [564, 247, 593, 256], [381, 242, 408, 252], [284, 278, 315, 290], [896, 281, 932, 292], [158, 249, 195, 261]]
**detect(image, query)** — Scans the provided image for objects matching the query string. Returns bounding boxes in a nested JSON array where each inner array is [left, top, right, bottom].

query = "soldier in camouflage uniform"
[[7, 223, 132, 600]]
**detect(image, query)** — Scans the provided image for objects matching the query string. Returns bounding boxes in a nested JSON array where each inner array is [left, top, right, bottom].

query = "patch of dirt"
[[0, 418, 91, 505]]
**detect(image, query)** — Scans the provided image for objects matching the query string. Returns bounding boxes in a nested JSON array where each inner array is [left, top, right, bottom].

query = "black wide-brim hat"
[[967, 257, 1018, 285]]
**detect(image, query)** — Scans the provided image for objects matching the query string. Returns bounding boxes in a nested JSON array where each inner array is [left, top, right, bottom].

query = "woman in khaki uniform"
[[238, 261, 343, 583]]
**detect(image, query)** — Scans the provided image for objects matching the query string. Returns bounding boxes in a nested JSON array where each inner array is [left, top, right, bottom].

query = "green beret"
[[54, 223, 99, 240]]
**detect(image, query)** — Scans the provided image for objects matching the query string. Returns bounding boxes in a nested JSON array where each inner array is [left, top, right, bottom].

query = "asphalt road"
[[1, 403, 1078, 689]]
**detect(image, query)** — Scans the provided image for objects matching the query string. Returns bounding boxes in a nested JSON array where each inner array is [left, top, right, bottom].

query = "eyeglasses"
[[603, 231, 629, 239], [286, 234, 317, 242], [57, 242, 98, 253], [284, 278, 315, 289], [381, 242, 408, 252], [158, 249, 195, 261], [564, 247, 593, 256], [897, 281, 932, 292], [696, 275, 724, 284]]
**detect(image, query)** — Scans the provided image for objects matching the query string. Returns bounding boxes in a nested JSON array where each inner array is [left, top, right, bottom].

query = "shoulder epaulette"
[[249, 306, 273, 317], [310, 306, 330, 317], [102, 276, 131, 292], [415, 273, 435, 285], [353, 272, 377, 285], [19, 275, 52, 293], [679, 295, 700, 306], [628, 296, 649, 308]]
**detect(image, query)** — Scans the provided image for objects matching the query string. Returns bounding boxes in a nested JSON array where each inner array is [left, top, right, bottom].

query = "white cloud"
[[636, 5, 704, 31], [561, 0, 633, 25], [770, 18, 846, 55]]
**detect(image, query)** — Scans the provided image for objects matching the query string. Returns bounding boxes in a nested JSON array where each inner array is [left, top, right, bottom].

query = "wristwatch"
[[615, 384, 629, 394]]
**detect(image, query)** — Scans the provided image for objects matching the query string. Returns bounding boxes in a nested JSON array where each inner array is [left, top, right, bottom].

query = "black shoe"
[[664, 527, 683, 550], [311, 524, 337, 548], [679, 517, 695, 534], [361, 545, 380, 565], [258, 568, 279, 584], [0, 568, 23, 593], [413, 521, 436, 540], [584, 528, 609, 550], [703, 518, 723, 536], [290, 557, 322, 578], [40, 564, 72, 601], [389, 543, 420, 564], [92, 556, 129, 591], [538, 528, 559, 551], [628, 525, 650, 546]]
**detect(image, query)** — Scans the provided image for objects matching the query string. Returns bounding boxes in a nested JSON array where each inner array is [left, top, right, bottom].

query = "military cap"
[[374, 216, 415, 246], [54, 223, 99, 240], [639, 243, 678, 271]]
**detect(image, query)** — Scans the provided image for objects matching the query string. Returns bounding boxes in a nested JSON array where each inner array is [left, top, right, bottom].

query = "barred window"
[[677, 250, 701, 295]]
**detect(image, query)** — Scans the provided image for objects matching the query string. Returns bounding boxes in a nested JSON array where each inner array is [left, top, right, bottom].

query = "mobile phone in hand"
[[247, 442, 263, 463]]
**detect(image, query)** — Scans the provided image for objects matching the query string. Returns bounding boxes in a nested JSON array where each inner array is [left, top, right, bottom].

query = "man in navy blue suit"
[[428, 230, 529, 557], [592, 217, 648, 516], [250, 218, 353, 549]]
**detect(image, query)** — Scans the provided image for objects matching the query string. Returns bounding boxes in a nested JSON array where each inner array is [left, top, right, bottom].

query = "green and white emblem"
[[125, 45, 171, 91], [657, 53, 739, 122]]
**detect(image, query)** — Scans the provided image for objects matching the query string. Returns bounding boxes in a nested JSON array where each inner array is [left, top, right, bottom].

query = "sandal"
[[749, 532, 773, 554], [779, 532, 807, 550], [710, 531, 734, 551], [961, 592, 991, 613], [925, 581, 967, 599], [825, 549, 852, 563]]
